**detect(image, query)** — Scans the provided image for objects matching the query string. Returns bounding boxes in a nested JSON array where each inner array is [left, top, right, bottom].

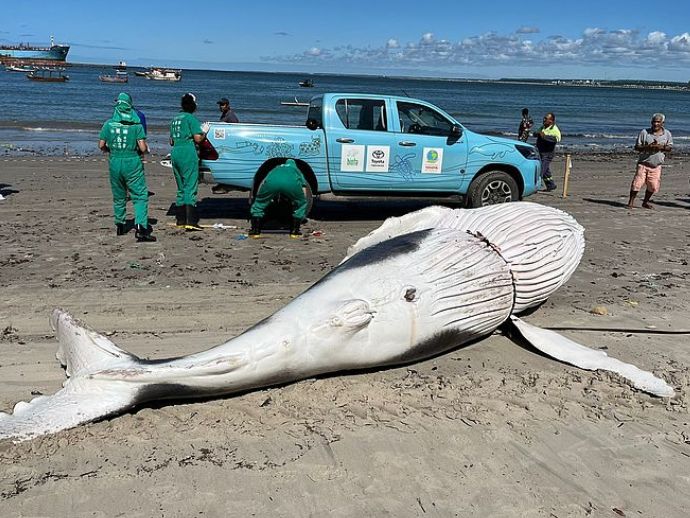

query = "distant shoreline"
[[61, 63, 690, 91]]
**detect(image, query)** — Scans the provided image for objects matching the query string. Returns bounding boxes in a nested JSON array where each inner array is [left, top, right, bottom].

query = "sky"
[[3, 0, 690, 81]]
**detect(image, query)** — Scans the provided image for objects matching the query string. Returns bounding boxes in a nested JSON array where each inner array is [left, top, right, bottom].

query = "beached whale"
[[0, 202, 674, 442]]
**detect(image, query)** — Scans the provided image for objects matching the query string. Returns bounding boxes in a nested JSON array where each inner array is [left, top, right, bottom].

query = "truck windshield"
[[335, 99, 387, 132]]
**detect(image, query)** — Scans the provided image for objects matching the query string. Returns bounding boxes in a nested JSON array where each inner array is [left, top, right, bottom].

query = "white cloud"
[[583, 27, 605, 37], [646, 31, 666, 45], [669, 33, 690, 51], [265, 28, 690, 70], [516, 26, 540, 34]]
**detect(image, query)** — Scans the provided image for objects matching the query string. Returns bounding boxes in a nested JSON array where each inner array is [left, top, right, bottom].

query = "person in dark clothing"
[[534, 112, 561, 191], [135, 108, 147, 135], [211, 98, 240, 194], [518, 108, 533, 142], [217, 97, 239, 124]]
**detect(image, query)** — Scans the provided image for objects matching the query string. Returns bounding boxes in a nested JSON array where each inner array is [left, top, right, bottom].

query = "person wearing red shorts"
[[627, 113, 673, 209]]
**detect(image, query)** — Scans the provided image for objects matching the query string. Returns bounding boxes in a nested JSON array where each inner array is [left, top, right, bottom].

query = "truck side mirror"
[[306, 118, 319, 131]]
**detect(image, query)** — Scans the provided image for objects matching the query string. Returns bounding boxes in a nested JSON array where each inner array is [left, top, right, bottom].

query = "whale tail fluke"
[[509, 316, 675, 398], [0, 310, 142, 442]]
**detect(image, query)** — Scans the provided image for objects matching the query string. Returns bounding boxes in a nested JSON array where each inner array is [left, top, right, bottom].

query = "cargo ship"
[[0, 36, 70, 62]]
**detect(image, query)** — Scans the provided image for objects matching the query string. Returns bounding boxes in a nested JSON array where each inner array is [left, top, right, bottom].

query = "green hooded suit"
[[99, 93, 149, 227]]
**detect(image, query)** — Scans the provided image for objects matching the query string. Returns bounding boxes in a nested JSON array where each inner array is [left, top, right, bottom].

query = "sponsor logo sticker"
[[214, 128, 226, 140], [366, 145, 390, 172], [422, 147, 444, 173], [340, 144, 365, 172]]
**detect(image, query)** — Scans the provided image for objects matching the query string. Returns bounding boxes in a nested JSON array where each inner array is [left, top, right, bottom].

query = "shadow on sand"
[[652, 198, 690, 209], [582, 197, 629, 208], [584, 196, 690, 210], [165, 196, 464, 223]]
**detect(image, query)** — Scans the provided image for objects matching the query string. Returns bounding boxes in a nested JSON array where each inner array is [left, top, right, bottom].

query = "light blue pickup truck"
[[199, 93, 541, 209]]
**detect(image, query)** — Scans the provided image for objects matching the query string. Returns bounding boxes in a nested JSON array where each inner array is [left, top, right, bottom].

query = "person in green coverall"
[[170, 93, 207, 231], [249, 159, 309, 238], [98, 92, 156, 242]]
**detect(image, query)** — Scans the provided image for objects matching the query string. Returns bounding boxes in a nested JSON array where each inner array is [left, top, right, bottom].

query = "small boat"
[[298, 78, 314, 88], [145, 67, 181, 81], [6, 64, 36, 73], [99, 70, 128, 83], [133, 70, 148, 77], [26, 68, 69, 82]]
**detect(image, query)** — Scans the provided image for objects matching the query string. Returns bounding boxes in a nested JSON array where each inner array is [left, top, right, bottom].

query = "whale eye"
[[403, 287, 416, 302]]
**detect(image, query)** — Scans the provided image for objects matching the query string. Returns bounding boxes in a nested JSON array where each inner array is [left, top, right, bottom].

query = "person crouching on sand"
[[98, 92, 156, 242], [627, 113, 673, 210], [249, 159, 309, 239]]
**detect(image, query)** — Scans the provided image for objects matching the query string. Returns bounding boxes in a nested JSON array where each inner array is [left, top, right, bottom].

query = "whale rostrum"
[[0, 202, 674, 441]]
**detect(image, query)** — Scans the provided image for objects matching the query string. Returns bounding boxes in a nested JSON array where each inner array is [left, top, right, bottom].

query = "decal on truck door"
[[366, 145, 390, 172], [341, 144, 365, 172], [422, 147, 444, 173]]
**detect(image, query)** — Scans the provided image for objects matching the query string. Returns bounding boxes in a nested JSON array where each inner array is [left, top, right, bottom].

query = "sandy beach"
[[1, 153, 689, 517]]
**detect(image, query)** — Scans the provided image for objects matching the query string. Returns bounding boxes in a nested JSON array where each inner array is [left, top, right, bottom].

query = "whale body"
[[0, 203, 674, 441]]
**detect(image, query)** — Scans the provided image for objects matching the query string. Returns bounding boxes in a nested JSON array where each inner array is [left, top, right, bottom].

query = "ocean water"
[[1, 64, 689, 156]]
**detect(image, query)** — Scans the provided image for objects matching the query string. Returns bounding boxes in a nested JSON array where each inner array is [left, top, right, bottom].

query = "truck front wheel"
[[466, 171, 519, 208]]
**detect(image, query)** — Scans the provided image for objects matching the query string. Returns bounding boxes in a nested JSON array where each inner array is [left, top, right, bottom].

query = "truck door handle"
[[336, 138, 354, 144], [398, 141, 417, 147]]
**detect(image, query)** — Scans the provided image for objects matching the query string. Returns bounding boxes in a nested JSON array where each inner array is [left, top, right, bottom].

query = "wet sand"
[[1, 153, 689, 517]]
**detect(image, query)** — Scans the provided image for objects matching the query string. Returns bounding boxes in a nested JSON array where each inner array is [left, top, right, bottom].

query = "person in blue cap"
[[98, 92, 156, 242]]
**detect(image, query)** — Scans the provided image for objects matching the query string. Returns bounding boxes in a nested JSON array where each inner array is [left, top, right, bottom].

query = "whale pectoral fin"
[[330, 299, 374, 330], [0, 377, 139, 442], [509, 316, 674, 398]]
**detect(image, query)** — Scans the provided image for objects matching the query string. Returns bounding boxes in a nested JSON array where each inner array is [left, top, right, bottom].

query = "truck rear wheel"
[[466, 171, 519, 208]]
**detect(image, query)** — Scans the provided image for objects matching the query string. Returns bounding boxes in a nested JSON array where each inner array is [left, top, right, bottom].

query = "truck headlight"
[[516, 144, 539, 160]]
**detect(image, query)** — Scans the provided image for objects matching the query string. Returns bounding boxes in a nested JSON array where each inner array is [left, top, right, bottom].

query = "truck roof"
[[316, 93, 459, 126], [319, 92, 425, 104]]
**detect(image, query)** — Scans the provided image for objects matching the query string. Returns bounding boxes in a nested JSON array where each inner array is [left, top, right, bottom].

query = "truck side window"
[[335, 99, 387, 132], [397, 102, 454, 137], [307, 98, 323, 128]]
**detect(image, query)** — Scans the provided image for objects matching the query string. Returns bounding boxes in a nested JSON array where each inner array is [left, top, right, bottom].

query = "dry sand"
[[0, 153, 689, 517]]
